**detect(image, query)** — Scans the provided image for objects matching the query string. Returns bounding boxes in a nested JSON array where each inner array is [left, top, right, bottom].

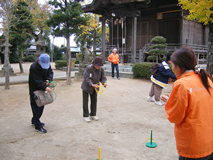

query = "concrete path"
[[0, 71, 78, 85], [0, 62, 134, 85], [0, 62, 74, 85]]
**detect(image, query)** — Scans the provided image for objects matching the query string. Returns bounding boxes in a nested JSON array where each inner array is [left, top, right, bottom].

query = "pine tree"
[[10, 0, 34, 73], [47, 0, 88, 85], [147, 36, 168, 63]]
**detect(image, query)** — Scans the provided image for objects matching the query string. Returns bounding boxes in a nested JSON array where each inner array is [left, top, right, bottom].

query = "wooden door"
[[159, 20, 179, 43]]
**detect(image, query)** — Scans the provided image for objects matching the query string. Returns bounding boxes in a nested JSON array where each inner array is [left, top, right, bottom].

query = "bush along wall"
[[23, 55, 36, 62], [132, 62, 174, 80], [132, 63, 154, 79], [55, 60, 67, 69], [55, 60, 77, 69]]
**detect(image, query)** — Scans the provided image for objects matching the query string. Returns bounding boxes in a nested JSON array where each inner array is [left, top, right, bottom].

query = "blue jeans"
[[111, 63, 119, 78], [179, 153, 213, 160]]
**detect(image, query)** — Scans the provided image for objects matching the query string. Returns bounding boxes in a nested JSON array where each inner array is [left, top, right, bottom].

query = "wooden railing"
[[104, 43, 208, 64]]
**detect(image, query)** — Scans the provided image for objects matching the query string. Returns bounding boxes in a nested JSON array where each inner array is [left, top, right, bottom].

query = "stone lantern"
[[33, 33, 47, 58], [0, 42, 16, 76]]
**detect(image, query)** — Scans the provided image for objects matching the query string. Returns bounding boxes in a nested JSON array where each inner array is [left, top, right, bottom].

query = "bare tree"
[[0, 0, 17, 89], [0, 0, 30, 89]]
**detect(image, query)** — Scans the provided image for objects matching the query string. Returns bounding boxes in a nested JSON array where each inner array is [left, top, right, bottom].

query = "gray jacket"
[[81, 65, 107, 94]]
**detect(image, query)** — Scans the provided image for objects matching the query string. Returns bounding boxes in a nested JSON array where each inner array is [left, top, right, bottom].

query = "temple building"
[[83, 0, 209, 63]]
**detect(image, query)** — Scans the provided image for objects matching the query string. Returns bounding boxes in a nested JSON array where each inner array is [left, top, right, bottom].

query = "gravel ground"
[[0, 62, 178, 160]]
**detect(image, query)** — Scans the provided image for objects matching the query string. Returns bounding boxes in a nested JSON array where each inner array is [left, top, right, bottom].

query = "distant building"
[[26, 45, 81, 59], [83, 0, 209, 63], [27, 46, 36, 55], [70, 47, 81, 58]]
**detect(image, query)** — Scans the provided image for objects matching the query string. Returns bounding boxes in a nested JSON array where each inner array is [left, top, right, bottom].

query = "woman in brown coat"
[[81, 57, 107, 122]]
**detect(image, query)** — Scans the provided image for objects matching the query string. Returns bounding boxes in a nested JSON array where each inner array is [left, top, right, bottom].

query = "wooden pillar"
[[131, 17, 134, 63], [179, 12, 183, 44], [124, 17, 127, 51], [132, 16, 137, 63], [134, 17, 137, 63], [117, 19, 119, 50], [111, 18, 113, 46], [121, 18, 124, 64], [101, 17, 106, 62]]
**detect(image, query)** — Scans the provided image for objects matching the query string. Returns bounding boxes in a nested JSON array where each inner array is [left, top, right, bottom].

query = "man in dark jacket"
[[147, 53, 176, 105], [29, 53, 53, 133], [81, 57, 107, 122]]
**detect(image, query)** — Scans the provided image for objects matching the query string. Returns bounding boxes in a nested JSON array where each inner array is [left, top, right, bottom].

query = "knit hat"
[[39, 53, 50, 69], [92, 56, 103, 66], [112, 48, 117, 52]]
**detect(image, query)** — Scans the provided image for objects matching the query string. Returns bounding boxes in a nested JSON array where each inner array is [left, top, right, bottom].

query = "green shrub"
[[76, 53, 82, 61], [75, 60, 79, 64], [132, 62, 174, 79], [147, 55, 157, 61], [160, 57, 166, 62], [150, 44, 167, 49], [148, 36, 168, 63], [23, 55, 36, 62], [151, 36, 166, 43], [9, 54, 19, 63], [55, 60, 67, 68], [132, 63, 154, 79]]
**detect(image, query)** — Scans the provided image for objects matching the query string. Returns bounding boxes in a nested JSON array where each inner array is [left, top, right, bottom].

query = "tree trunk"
[[18, 50, 24, 73], [101, 17, 106, 62], [66, 36, 72, 85], [206, 42, 213, 78], [4, 8, 10, 90], [93, 30, 96, 56]]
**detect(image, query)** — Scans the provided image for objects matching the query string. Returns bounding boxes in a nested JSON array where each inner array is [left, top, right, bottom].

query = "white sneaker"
[[90, 116, 99, 121], [147, 96, 155, 102], [155, 101, 163, 106], [83, 117, 91, 122]]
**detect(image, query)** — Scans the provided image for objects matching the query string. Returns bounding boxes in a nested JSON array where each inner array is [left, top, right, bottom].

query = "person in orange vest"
[[161, 47, 213, 160], [108, 48, 120, 80]]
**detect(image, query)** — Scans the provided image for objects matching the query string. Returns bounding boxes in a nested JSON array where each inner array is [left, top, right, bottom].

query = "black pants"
[[179, 153, 213, 160], [83, 90, 97, 117], [30, 96, 44, 129]]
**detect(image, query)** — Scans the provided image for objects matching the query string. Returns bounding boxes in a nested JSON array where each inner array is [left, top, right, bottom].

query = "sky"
[[0, 0, 92, 47], [38, 0, 77, 47], [38, 0, 93, 47], [50, 35, 77, 47]]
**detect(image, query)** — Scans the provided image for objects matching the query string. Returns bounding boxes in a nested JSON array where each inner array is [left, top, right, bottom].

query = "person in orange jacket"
[[108, 48, 120, 80], [161, 47, 213, 160]]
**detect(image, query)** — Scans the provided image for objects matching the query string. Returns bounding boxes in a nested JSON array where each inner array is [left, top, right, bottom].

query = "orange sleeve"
[[108, 54, 112, 62], [165, 82, 188, 125], [116, 54, 119, 64]]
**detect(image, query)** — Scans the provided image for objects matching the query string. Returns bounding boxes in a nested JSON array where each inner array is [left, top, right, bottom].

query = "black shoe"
[[31, 122, 45, 127], [35, 127, 47, 134]]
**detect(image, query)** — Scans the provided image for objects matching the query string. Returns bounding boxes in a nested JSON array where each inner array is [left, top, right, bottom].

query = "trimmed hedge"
[[23, 55, 36, 62], [55, 60, 67, 68], [55, 60, 77, 68], [132, 63, 153, 79], [132, 62, 173, 79]]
